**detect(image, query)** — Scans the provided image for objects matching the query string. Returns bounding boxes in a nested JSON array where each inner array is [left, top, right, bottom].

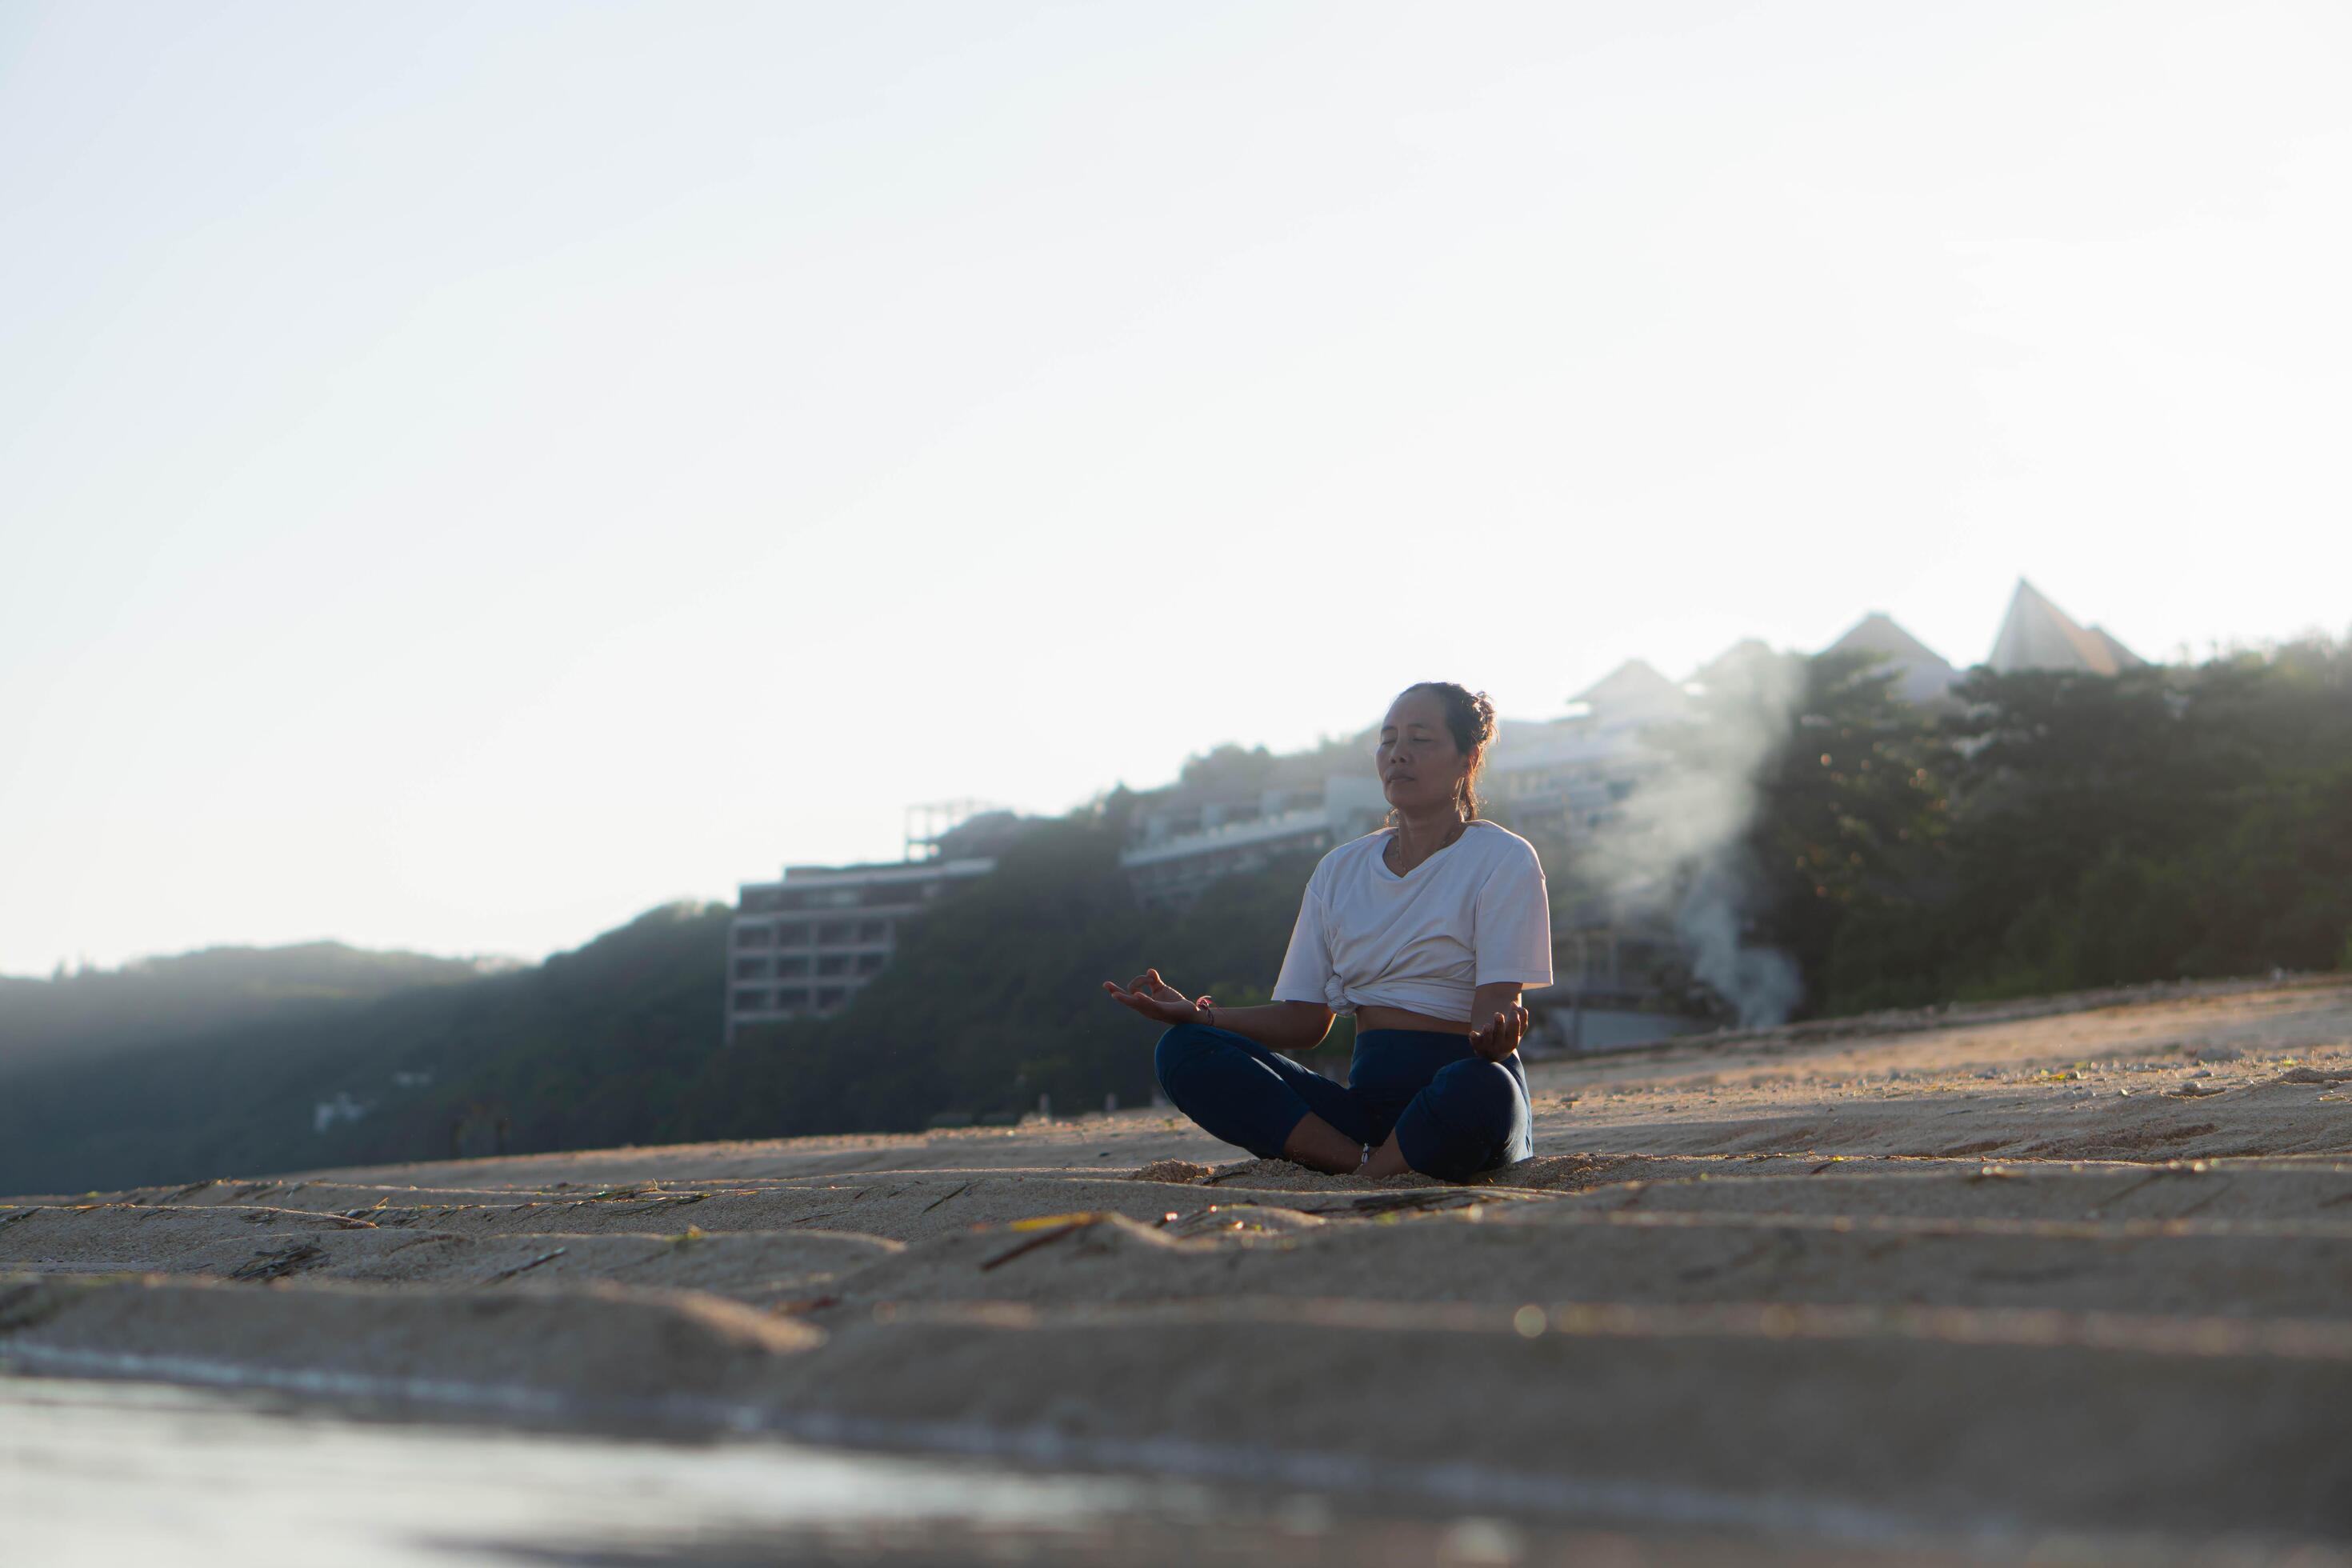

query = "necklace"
[[1386, 817, 1466, 874]]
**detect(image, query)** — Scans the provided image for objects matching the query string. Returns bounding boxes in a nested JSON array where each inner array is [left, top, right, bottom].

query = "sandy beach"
[[7, 975, 2352, 1565]]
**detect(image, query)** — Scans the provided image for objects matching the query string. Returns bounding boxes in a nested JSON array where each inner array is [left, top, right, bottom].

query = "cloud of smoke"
[[1580, 654, 1807, 1028], [1674, 864, 1803, 1029]]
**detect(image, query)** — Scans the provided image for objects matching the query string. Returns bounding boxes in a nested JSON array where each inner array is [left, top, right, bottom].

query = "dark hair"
[[1398, 681, 1498, 821]]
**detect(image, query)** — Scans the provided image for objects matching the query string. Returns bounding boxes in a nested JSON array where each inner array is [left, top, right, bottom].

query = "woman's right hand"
[[1101, 967, 1213, 1026]]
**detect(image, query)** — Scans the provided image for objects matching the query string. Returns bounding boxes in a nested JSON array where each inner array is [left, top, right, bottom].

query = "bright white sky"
[[4, 1, 2348, 974]]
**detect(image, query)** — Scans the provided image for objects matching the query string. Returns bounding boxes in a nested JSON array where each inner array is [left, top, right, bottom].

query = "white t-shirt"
[[1271, 820, 1554, 1023]]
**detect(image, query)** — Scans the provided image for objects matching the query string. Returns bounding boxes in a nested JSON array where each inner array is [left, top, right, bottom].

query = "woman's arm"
[[1102, 970, 1335, 1053], [1202, 999, 1336, 1054], [1469, 846, 1550, 1061]]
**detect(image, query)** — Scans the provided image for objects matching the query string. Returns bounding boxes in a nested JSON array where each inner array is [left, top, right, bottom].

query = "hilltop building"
[[1567, 658, 1689, 722], [1822, 612, 1963, 705], [1686, 639, 1794, 698], [1118, 662, 1700, 910], [723, 805, 1030, 1042], [726, 857, 994, 1041], [1121, 775, 1388, 909], [1478, 662, 1689, 845], [727, 575, 2147, 1042], [1989, 579, 2142, 676]]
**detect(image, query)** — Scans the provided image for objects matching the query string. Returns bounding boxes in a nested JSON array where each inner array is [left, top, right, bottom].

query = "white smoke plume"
[[1674, 864, 1803, 1029], [1576, 651, 1807, 1028]]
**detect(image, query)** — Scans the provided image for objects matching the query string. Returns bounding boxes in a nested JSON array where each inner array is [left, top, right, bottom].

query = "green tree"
[[1823, 640, 2352, 1004]]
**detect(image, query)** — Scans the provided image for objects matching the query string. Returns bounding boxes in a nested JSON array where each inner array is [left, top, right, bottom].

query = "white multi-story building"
[[1120, 775, 1387, 908], [725, 856, 994, 1042], [1475, 660, 1691, 845]]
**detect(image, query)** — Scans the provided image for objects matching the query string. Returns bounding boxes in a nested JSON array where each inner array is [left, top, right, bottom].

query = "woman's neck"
[[1389, 806, 1466, 872]]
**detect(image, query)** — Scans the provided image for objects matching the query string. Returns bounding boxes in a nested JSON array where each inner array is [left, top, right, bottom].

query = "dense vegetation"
[[1728, 638, 2352, 1013], [3, 638, 2345, 1194], [0, 858, 1314, 1194], [669, 810, 1332, 1143], [0, 906, 733, 1194]]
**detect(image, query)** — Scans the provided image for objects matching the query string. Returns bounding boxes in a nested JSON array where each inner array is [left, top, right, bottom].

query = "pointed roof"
[[1684, 639, 1807, 710], [1686, 638, 1777, 690], [1826, 612, 1945, 666], [1989, 579, 2142, 676], [1822, 612, 1962, 705], [1569, 658, 1688, 717], [2091, 626, 2143, 670]]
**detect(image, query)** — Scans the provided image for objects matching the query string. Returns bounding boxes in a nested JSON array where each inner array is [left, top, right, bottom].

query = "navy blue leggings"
[[1153, 1023, 1533, 1182]]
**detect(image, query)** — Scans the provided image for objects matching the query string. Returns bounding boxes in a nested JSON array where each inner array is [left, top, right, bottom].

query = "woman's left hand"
[[1469, 1002, 1527, 1061]]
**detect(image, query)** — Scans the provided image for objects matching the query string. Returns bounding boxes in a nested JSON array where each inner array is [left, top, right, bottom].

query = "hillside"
[[0, 906, 731, 1195], [0, 942, 496, 1073], [0, 817, 1334, 1198], [7, 638, 2346, 1200]]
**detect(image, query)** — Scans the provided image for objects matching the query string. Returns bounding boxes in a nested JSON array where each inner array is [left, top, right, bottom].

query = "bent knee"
[[1401, 1058, 1530, 1181], [1430, 1056, 1521, 1116], [1153, 1022, 1220, 1093]]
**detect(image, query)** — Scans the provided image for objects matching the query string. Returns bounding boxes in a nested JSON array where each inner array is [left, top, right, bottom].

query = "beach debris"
[[230, 1242, 326, 1283], [1156, 1202, 1326, 1238], [978, 1215, 1094, 1271], [1322, 1188, 1490, 1218], [2086, 1159, 2215, 1214], [1126, 1159, 1216, 1185], [2170, 1081, 2225, 1098], [236, 1207, 377, 1231], [2274, 1067, 2352, 1085], [917, 1181, 974, 1214], [477, 1247, 568, 1286], [573, 1192, 711, 1222]]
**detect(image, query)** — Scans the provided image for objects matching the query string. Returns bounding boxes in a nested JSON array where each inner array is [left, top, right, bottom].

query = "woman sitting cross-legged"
[[1104, 682, 1551, 1182]]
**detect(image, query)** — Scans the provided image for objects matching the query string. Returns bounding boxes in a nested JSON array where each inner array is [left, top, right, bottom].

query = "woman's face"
[[1376, 689, 1471, 816]]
